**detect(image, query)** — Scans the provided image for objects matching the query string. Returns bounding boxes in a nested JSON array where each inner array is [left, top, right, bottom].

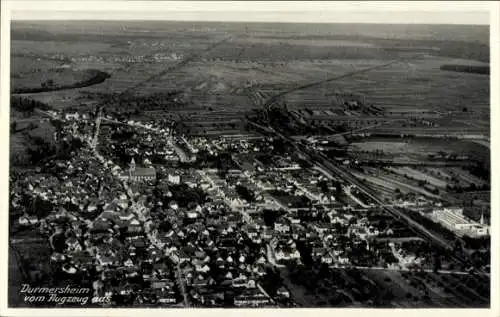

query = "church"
[[119, 158, 157, 182]]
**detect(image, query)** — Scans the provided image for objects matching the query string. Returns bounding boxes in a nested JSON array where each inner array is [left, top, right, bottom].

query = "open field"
[[11, 21, 489, 138], [420, 167, 488, 189], [349, 137, 489, 163], [387, 167, 449, 188]]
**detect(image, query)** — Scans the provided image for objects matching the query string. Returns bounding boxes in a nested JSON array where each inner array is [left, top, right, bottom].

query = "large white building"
[[429, 207, 489, 238]]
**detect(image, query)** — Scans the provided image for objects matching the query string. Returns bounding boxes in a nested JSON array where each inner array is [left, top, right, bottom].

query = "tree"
[[262, 209, 280, 227]]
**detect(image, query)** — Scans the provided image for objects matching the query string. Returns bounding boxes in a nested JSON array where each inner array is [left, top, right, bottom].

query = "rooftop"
[[133, 167, 156, 177]]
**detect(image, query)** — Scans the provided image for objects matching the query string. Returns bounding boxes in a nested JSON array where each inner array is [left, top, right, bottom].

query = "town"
[[9, 101, 490, 308]]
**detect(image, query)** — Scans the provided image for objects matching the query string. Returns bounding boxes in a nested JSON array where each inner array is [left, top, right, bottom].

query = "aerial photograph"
[[7, 1, 491, 310]]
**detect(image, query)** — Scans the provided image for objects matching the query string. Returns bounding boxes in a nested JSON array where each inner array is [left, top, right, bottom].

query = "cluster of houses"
[[188, 137, 435, 271], [146, 196, 280, 307], [10, 106, 451, 308], [13, 148, 123, 226]]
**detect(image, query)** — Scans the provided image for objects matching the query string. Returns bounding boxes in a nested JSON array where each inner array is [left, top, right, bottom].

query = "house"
[[275, 247, 301, 261], [65, 236, 82, 252], [18, 214, 39, 226], [157, 291, 177, 304], [62, 264, 78, 275], [153, 262, 169, 275], [227, 213, 243, 226], [118, 211, 135, 222], [201, 292, 224, 306], [274, 221, 290, 233], [215, 257, 225, 268], [277, 286, 290, 298], [261, 229, 273, 240], [124, 258, 135, 267], [50, 252, 66, 262], [146, 246, 163, 263], [131, 237, 147, 249], [70, 251, 93, 268], [174, 250, 191, 263], [65, 112, 80, 120], [252, 264, 266, 277], [305, 231, 319, 240], [180, 262, 194, 275], [116, 199, 129, 210], [151, 278, 173, 290], [245, 225, 259, 238], [194, 250, 209, 262], [232, 273, 248, 288], [234, 289, 270, 307], [195, 264, 211, 273], [256, 255, 267, 265], [91, 218, 112, 233], [321, 254, 333, 264], [331, 215, 348, 225], [311, 247, 327, 260], [127, 219, 143, 234], [186, 211, 199, 219], [337, 255, 350, 265], [167, 174, 181, 185], [313, 222, 333, 235], [349, 227, 368, 240], [97, 254, 117, 266], [191, 274, 208, 288], [99, 210, 118, 224], [103, 200, 120, 212]]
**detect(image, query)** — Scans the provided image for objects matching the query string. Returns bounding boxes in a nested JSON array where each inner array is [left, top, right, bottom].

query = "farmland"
[[10, 21, 489, 138], [348, 137, 489, 162]]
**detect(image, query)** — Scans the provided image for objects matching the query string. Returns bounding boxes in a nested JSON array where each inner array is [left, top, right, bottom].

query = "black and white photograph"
[[1, 0, 498, 314]]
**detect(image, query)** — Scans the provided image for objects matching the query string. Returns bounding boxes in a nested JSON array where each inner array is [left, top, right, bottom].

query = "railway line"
[[247, 118, 488, 279]]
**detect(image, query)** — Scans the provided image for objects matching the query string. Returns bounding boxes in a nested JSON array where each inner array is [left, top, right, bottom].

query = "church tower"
[[129, 157, 136, 179], [480, 211, 485, 226]]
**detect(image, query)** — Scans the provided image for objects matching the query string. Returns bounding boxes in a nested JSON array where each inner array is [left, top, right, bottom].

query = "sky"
[[8, 1, 492, 25]]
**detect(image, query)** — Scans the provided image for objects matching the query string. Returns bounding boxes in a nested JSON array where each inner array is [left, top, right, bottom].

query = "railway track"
[[247, 118, 489, 281]]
